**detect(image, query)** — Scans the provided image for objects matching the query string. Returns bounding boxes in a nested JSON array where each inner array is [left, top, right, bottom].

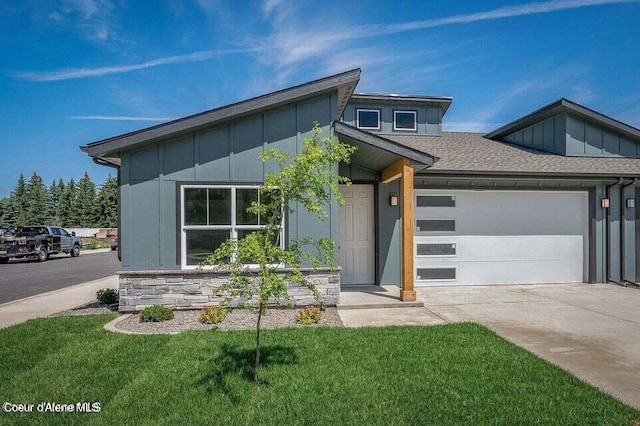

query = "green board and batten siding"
[[342, 103, 443, 136], [504, 113, 640, 158], [119, 93, 338, 271]]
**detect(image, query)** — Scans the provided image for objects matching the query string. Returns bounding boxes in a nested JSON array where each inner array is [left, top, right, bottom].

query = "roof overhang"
[[485, 98, 640, 142], [81, 69, 361, 162], [350, 93, 453, 116], [334, 121, 435, 173]]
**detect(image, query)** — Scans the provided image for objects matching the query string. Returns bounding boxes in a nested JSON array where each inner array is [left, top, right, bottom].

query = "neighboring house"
[[82, 69, 640, 311]]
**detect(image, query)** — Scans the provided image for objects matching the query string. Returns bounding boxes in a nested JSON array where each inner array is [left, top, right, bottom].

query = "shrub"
[[139, 305, 174, 322], [82, 241, 99, 250], [295, 306, 322, 325], [199, 306, 229, 325], [81, 239, 111, 250], [96, 288, 118, 305]]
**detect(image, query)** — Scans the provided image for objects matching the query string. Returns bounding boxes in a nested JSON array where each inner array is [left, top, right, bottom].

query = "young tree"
[[95, 175, 118, 228], [25, 172, 49, 225], [202, 124, 355, 382]]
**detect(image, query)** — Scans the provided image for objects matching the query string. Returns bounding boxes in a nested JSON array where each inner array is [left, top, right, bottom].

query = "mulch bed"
[[54, 301, 343, 333]]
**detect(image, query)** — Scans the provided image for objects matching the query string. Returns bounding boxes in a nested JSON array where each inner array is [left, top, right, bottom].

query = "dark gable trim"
[[82, 68, 361, 158], [334, 121, 436, 167], [485, 98, 640, 142]]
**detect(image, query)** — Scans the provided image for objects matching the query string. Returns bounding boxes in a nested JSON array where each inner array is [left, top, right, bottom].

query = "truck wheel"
[[71, 244, 80, 257], [37, 247, 48, 262]]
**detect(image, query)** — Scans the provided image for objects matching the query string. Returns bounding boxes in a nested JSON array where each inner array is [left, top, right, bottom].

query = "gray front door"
[[338, 184, 375, 285]]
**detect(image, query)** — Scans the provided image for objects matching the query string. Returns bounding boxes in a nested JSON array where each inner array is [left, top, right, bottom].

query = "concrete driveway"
[[419, 283, 640, 410]]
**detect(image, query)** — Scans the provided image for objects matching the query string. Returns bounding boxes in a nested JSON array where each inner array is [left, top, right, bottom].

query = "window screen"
[[394, 110, 417, 130], [357, 109, 380, 129]]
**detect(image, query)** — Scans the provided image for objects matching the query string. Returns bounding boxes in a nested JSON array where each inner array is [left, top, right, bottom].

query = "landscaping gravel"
[[114, 307, 343, 334]]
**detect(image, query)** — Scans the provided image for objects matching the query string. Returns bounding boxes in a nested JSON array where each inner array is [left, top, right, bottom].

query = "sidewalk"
[[0, 274, 118, 329]]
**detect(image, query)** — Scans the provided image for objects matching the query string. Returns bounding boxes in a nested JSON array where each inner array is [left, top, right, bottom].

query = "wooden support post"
[[380, 159, 405, 184], [400, 160, 416, 301]]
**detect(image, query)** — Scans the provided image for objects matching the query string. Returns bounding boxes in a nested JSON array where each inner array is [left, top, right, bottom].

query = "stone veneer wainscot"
[[118, 268, 341, 312]]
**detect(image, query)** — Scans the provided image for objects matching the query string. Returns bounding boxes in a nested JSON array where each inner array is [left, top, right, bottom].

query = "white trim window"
[[356, 108, 381, 130], [393, 110, 417, 131], [180, 185, 284, 269]]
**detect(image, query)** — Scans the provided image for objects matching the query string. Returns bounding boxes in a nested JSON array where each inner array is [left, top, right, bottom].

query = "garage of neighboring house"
[[413, 189, 589, 286]]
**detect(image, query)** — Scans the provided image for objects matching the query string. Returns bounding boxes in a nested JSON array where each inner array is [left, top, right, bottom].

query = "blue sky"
[[1, 0, 639, 197]]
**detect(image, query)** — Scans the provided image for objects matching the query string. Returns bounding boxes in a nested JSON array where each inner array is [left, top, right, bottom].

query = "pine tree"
[[49, 179, 65, 225], [25, 172, 49, 224], [95, 175, 118, 228], [59, 179, 78, 227], [0, 198, 12, 228], [10, 174, 28, 227], [76, 172, 97, 227]]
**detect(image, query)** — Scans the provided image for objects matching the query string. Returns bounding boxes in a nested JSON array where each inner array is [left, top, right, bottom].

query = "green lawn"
[[0, 315, 638, 425]]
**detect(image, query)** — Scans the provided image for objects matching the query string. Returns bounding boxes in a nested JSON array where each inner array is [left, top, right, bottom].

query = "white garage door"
[[414, 190, 589, 286]]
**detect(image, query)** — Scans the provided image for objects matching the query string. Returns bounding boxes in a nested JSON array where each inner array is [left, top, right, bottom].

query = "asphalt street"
[[0, 250, 120, 304]]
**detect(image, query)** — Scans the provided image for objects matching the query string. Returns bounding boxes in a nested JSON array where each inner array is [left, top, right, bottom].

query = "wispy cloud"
[[69, 115, 175, 121], [257, 0, 636, 70], [49, 0, 115, 43], [362, 0, 636, 37], [14, 48, 260, 82]]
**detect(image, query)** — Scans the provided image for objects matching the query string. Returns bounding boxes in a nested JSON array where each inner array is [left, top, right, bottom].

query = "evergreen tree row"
[[0, 172, 118, 229]]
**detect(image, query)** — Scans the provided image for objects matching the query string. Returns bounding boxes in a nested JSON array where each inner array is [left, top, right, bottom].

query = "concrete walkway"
[[0, 274, 118, 329], [338, 285, 447, 326]]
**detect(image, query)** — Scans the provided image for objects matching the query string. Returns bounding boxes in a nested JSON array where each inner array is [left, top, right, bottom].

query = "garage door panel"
[[414, 190, 588, 286], [418, 191, 587, 236], [416, 260, 583, 286]]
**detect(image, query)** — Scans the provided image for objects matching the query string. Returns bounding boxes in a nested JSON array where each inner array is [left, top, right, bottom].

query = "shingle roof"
[[384, 132, 640, 177]]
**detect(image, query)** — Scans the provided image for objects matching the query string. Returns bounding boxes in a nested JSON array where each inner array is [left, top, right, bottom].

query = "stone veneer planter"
[[118, 268, 341, 312]]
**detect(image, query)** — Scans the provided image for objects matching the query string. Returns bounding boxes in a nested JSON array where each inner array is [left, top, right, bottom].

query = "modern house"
[[81, 69, 640, 311]]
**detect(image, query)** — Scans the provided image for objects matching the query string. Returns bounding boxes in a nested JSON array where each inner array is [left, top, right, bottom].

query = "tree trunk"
[[254, 302, 263, 382]]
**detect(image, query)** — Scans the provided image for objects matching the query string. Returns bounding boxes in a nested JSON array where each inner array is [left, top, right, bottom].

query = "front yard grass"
[[0, 315, 638, 425]]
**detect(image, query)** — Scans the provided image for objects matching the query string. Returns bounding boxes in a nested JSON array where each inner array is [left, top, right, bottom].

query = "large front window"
[[181, 185, 283, 268]]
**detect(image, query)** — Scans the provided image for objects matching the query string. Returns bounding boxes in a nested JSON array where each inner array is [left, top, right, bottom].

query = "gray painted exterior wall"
[[342, 101, 442, 136], [504, 113, 640, 158], [119, 92, 338, 271]]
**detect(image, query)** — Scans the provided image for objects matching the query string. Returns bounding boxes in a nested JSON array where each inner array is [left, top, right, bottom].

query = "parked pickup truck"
[[0, 226, 81, 263]]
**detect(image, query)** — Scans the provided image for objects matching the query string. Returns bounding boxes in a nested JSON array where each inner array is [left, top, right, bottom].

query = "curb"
[[81, 248, 114, 255]]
